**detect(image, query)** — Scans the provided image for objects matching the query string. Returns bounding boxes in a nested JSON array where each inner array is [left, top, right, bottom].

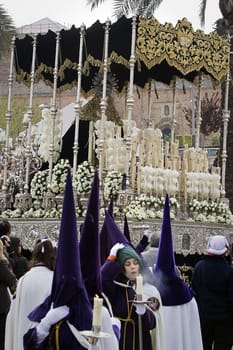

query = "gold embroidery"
[[135, 17, 229, 82], [14, 16, 229, 89], [55, 320, 63, 350]]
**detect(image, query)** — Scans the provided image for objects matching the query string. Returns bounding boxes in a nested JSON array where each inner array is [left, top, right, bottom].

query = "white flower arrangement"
[[188, 199, 233, 225], [104, 170, 122, 200], [74, 161, 95, 195], [100, 206, 121, 218], [123, 194, 179, 221], [1, 209, 22, 218], [51, 159, 70, 194], [23, 208, 45, 218], [23, 207, 62, 219], [30, 169, 49, 200], [44, 208, 62, 218]]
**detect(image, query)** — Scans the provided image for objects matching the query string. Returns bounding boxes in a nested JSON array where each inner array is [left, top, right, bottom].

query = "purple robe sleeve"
[[101, 259, 122, 281], [135, 235, 149, 253]]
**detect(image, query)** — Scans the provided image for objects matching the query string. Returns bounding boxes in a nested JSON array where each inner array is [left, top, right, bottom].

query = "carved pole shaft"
[[47, 32, 60, 190], [147, 80, 152, 128], [171, 78, 177, 144], [73, 24, 85, 172], [2, 36, 15, 195], [195, 75, 202, 149], [125, 16, 137, 187], [88, 121, 94, 163], [221, 50, 231, 197], [99, 19, 111, 190]]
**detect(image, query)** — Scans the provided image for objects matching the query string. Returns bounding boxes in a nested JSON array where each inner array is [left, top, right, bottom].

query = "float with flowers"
[[0, 16, 232, 254]]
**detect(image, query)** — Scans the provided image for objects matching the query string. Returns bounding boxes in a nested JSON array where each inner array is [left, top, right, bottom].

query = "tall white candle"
[[136, 274, 143, 297], [92, 297, 103, 328]]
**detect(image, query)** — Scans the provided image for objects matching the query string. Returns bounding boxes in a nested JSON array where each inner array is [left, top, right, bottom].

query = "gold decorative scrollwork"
[[177, 265, 193, 286], [136, 17, 230, 82]]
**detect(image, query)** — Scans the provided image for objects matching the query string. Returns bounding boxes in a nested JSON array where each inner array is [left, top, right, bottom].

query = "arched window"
[[162, 127, 171, 138]]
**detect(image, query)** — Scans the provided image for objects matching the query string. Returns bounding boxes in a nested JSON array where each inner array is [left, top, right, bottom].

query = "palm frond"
[[142, 0, 164, 18], [87, 0, 166, 19], [0, 5, 15, 55], [86, 0, 106, 11], [112, 0, 138, 18]]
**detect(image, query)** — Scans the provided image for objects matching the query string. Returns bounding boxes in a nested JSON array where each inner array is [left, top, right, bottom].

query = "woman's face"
[[124, 258, 140, 280]]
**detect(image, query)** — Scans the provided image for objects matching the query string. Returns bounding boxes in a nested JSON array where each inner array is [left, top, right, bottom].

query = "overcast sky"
[[2, 0, 221, 33]]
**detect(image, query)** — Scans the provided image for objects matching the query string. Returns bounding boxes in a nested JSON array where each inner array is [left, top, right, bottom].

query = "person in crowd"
[[0, 239, 17, 350], [23, 170, 94, 350], [24, 170, 120, 350], [8, 236, 29, 279], [0, 218, 11, 239], [101, 242, 164, 350], [153, 194, 203, 350], [5, 238, 56, 350], [142, 230, 160, 269], [192, 235, 233, 350], [0, 217, 11, 239], [0, 218, 12, 256], [100, 202, 150, 265], [79, 171, 120, 350]]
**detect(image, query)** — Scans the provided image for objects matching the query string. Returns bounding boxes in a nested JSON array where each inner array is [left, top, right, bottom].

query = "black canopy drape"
[[14, 16, 230, 92]]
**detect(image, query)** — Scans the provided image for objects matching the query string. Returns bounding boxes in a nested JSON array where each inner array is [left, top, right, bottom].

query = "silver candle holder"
[[80, 326, 110, 346]]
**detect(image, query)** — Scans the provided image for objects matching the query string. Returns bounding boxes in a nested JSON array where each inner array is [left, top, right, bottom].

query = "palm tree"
[[200, 0, 233, 211], [0, 4, 15, 57], [86, 0, 163, 18]]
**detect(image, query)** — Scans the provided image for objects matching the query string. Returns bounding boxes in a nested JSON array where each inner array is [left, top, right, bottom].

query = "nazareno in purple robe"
[[101, 259, 156, 350], [23, 316, 89, 350]]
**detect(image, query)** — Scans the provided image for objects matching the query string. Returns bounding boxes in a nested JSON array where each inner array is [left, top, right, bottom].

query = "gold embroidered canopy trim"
[[135, 17, 229, 82], [13, 16, 230, 92]]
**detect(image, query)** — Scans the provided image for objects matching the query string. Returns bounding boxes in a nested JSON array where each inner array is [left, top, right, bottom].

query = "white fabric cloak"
[[142, 282, 165, 350], [161, 297, 203, 350], [5, 265, 53, 350]]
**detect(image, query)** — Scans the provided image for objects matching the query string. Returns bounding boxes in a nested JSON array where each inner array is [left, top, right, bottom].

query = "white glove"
[[135, 303, 146, 315], [110, 243, 125, 257], [36, 305, 69, 344]]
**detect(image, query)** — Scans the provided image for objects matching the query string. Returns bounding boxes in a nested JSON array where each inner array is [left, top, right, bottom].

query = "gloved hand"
[[36, 305, 69, 344], [109, 243, 125, 258], [134, 303, 146, 315]]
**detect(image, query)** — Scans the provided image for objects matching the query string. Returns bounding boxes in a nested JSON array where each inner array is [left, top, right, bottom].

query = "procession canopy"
[[14, 16, 230, 92]]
